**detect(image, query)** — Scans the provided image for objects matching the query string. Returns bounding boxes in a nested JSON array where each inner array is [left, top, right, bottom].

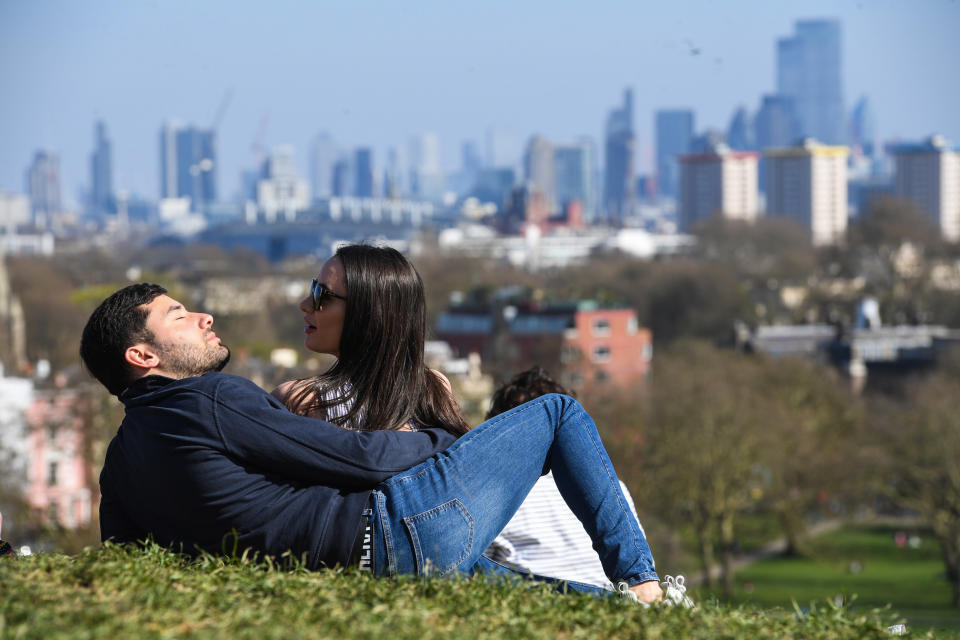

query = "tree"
[[6, 257, 87, 373], [848, 196, 940, 251], [693, 216, 817, 282], [635, 261, 751, 345], [874, 359, 960, 607], [753, 357, 865, 555], [639, 341, 767, 595]]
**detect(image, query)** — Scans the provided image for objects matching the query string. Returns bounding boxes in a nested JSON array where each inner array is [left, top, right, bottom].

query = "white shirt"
[[484, 471, 644, 589]]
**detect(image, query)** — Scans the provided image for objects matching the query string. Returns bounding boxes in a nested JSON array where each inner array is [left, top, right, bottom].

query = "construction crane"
[[210, 88, 234, 132]]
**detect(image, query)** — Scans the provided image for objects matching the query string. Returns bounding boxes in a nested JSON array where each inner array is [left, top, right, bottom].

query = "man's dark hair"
[[80, 283, 167, 397], [486, 366, 573, 420]]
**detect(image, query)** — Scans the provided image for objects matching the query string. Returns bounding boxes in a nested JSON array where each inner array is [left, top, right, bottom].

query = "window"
[[48, 500, 59, 525], [47, 461, 59, 486], [627, 316, 638, 335], [560, 345, 582, 364], [592, 345, 611, 363], [591, 318, 611, 337], [595, 369, 610, 384]]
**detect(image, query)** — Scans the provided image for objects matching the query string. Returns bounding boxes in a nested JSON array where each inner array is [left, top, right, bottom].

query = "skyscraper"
[[486, 128, 517, 169], [409, 133, 443, 201], [177, 127, 217, 208], [309, 133, 337, 200], [159, 121, 179, 199], [462, 141, 482, 175], [89, 120, 113, 215], [555, 139, 596, 221], [754, 95, 800, 150], [353, 148, 374, 198], [849, 96, 878, 158], [765, 139, 849, 246], [383, 147, 403, 199], [332, 155, 353, 198], [523, 136, 556, 213], [604, 89, 635, 224], [655, 109, 694, 199], [726, 107, 754, 151], [25, 150, 61, 225], [754, 95, 801, 193], [158, 121, 217, 208], [892, 135, 960, 242], [777, 19, 845, 145]]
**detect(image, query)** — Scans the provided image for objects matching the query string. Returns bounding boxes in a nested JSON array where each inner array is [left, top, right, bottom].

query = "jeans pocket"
[[403, 498, 474, 576]]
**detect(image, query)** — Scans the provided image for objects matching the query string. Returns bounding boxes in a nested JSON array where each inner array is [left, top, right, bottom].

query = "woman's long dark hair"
[[285, 244, 470, 436]]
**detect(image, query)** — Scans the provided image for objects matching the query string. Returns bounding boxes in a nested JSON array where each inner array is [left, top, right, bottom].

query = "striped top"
[[483, 471, 644, 589]]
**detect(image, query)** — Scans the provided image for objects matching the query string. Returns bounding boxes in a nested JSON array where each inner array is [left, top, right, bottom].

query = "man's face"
[[141, 294, 230, 378]]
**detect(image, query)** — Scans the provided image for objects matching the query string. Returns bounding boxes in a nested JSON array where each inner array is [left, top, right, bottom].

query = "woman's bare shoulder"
[[270, 380, 298, 404]]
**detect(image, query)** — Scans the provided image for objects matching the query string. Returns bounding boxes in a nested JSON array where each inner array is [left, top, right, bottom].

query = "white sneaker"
[[661, 575, 695, 608]]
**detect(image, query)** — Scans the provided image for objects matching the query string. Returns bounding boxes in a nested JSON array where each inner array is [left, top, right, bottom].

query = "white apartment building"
[[0, 192, 31, 231], [765, 139, 848, 246], [677, 145, 759, 232], [893, 135, 960, 242], [257, 145, 310, 222]]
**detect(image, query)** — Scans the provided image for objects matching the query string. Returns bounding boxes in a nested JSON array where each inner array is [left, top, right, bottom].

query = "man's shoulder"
[[125, 373, 268, 409], [174, 372, 266, 395]]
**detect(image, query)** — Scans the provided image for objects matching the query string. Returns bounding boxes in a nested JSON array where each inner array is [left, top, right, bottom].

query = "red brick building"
[[561, 307, 652, 387], [435, 298, 651, 389]]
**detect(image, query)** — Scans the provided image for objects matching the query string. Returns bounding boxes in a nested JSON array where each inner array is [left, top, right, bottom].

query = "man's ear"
[[124, 343, 161, 372]]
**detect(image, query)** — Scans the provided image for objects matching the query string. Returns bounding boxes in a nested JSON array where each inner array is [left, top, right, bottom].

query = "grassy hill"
[[1, 543, 911, 639], [724, 524, 960, 637]]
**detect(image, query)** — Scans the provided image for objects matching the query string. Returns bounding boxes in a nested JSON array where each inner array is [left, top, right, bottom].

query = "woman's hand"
[[630, 580, 663, 604]]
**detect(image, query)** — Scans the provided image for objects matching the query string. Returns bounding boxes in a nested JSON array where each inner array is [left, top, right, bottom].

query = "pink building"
[[24, 390, 95, 528]]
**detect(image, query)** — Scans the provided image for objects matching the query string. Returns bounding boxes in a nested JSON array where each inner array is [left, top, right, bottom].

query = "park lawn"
[[721, 524, 960, 636], [0, 542, 909, 640]]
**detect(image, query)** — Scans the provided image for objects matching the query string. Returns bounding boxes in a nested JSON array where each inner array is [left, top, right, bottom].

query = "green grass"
[[716, 524, 960, 636], [0, 543, 909, 640]]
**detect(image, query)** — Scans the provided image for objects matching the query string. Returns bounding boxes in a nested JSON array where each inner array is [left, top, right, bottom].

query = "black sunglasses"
[[310, 278, 346, 310]]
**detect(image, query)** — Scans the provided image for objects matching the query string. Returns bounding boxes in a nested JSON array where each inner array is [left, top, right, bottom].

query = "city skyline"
[[1, 1, 958, 207]]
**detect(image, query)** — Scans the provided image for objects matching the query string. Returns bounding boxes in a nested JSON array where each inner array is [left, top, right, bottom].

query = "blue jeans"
[[368, 394, 659, 593]]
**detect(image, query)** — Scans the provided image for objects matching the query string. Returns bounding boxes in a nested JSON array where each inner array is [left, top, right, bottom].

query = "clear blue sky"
[[1, 0, 958, 206]]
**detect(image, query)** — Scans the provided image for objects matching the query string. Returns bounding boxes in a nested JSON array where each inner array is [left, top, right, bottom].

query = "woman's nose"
[[299, 296, 312, 313]]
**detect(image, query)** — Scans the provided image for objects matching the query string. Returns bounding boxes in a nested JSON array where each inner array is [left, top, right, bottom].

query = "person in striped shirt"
[[483, 367, 645, 589]]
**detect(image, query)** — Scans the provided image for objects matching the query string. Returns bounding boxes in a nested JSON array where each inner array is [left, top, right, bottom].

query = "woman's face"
[[300, 256, 347, 357]]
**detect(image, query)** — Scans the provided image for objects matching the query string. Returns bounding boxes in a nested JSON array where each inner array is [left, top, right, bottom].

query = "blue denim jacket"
[[99, 373, 456, 568]]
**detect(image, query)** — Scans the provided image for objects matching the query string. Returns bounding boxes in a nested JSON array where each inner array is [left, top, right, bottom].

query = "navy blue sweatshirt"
[[99, 373, 457, 568]]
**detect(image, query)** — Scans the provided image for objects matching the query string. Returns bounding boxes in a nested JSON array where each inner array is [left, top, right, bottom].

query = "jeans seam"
[[570, 400, 655, 583], [375, 490, 397, 576]]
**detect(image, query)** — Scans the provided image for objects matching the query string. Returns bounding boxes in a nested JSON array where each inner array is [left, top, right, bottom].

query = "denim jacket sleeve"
[[210, 376, 457, 489]]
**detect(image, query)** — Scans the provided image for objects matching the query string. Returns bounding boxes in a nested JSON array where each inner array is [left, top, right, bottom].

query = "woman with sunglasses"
[[273, 244, 469, 436], [273, 244, 664, 604]]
